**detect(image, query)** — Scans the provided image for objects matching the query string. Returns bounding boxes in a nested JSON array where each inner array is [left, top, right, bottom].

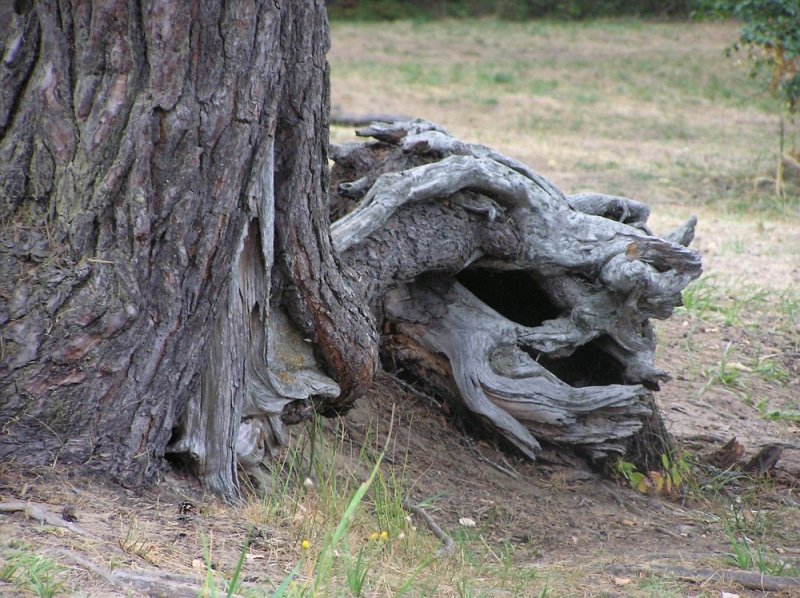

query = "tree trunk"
[[0, 0, 376, 500], [1, 3, 700, 501]]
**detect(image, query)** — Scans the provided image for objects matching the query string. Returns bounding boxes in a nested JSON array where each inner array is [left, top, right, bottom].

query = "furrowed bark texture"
[[0, 0, 375, 498], [330, 120, 701, 463], [271, 14, 378, 408]]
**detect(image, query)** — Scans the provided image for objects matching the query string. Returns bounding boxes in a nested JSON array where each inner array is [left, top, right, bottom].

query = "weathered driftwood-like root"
[[605, 564, 800, 593], [384, 279, 653, 460], [332, 123, 700, 386], [0, 500, 99, 539], [332, 119, 702, 463]]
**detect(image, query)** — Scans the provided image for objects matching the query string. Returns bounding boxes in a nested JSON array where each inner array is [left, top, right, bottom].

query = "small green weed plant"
[[0, 545, 66, 598], [611, 452, 693, 495], [724, 518, 799, 576]]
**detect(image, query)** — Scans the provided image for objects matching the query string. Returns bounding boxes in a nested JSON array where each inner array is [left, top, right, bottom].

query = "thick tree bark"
[[0, 0, 376, 500]]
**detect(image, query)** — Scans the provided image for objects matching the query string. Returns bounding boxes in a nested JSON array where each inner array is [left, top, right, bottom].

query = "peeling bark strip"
[[0, 0, 377, 500], [332, 120, 701, 461]]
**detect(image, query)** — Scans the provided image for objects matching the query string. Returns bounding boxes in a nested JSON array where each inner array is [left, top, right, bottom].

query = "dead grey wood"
[[383, 280, 652, 459], [56, 549, 263, 598], [332, 119, 701, 461], [0, 500, 99, 539], [606, 564, 800, 592]]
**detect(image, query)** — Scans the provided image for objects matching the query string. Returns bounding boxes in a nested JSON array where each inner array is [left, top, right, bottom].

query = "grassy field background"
[[329, 18, 795, 214]]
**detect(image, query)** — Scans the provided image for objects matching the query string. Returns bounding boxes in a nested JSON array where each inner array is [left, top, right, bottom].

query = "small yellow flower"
[[301, 540, 310, 550], [380, 531, 388, 541], [369, 532, 379, 542]]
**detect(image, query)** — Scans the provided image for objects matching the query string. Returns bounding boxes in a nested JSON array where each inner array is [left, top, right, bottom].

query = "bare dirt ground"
[[1, 367, 798, 597], [653, 212, 800, 476], [2, 18, 799, 598]]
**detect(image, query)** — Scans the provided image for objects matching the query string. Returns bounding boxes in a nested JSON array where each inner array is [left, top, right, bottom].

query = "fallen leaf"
[[650, 471, 665, 493]]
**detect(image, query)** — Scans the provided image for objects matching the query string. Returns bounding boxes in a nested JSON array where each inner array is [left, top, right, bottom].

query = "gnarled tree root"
[[330, 119, 702, 467]]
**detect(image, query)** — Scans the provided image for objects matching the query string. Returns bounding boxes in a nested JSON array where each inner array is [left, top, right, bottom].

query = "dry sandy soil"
[[1, 17, 799, 598]]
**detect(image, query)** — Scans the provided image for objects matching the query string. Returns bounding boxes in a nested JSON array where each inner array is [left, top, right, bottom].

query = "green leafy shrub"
[[695, 0, 800, 112]]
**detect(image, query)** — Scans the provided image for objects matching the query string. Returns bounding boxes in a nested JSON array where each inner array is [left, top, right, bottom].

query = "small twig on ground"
[[761, 493, 800, 510], [55, 548, 257, 598], [0, 500, 99, 539], [388, 372, 442, 410], [401, 499, 455, 558], [761, 441, 800, 451], [651, 526, 680, 539], [683, 434, 724, 443], [606, 564, 800, 592], [475, 454, 519, 480], [55, 549, 124, 588]]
